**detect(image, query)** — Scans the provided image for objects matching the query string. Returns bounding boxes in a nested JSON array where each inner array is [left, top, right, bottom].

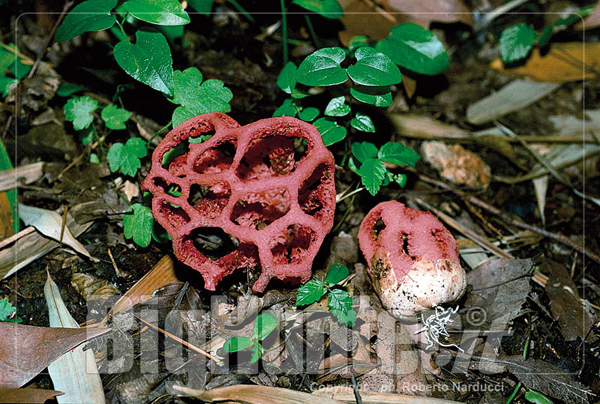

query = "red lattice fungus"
[[142, 113, 336, 292], [357, 201, 466, 319]]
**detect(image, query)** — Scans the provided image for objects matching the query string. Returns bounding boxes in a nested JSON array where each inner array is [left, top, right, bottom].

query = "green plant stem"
[[228, 0, 255, 23], [147, 122, 172, 145], [304, 15, 320, 48], [505, 382, 522, 404], [280, 0, 288, 65], [114, 17, 128, 40]]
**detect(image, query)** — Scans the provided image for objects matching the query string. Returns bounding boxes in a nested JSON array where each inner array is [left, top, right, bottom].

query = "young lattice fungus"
[[357, 201, 467, 319], [142, 113, 336, 292]]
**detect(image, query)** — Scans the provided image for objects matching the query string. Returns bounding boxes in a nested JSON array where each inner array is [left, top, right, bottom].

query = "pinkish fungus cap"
[[141, 113, 336, 293], [358, 201, 467, 319]]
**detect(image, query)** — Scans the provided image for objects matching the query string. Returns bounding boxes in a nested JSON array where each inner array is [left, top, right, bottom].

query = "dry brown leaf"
[[491, 43, 600, 82], [0, 323, 109, 388], [173, 384, 342, 404], [384, 0, 473, 27], [0, 388, 63, 403], [0, 194, 13, 241], [338, 0, 397, 45]]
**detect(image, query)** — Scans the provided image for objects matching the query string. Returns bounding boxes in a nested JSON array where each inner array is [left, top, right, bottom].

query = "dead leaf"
[[384, 0, 473, 27], [421, 141, 492, 188], [533, 175, 548, 225], [173, 384, 342, 404], [491, 43, 600, 82], [18, 203, 93, 260], [0, 388, 63, 403], [71, 272, 120, 300], [338, 0, 396, 45], [467, 80, 560, 125], [0, 323, 109, 388], [543, 260, 595, 342], [44, 273, 106, 403]]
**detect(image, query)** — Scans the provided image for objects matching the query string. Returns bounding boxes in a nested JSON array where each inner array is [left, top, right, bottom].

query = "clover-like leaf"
[[378, 141, 420, 166], [223, 336, 254, 352], [324, 264, 349, 285], [325, 96, 351, 117], [347, 46, 402, 86], [292, 0, 343, 19], [350, 112, 375, 132], [296, 47, 348, 87], [314, 117, 347, 146], [499, 23, 536, 63], [123, 203, 154, 248], [114, 29, 174, 96], [64, 95, 98, 130], [123, 0, 190, 26], [101, 104, 131, 130], [351, 141, 378, 163], [350, 85, 392, 107], [358, 157, 387, 196], [107, 138, 147, 177], [296, 280, 326, 306], [328, 289, 356, 327], [55, 0, 117, 42], [376, 23, 450, 75], [253, 313, 278, 341]]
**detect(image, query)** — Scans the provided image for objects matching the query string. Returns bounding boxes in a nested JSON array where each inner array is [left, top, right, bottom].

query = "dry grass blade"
[[313, 386, 464, 403], [173, 385, 342, 404], [0, 388, 63, 403], [0, 162, 45, 193]]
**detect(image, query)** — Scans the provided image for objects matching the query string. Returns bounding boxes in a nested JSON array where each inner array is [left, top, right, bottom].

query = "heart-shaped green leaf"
[[122, 0, 190, 26], [314, 117, 347, 146], [55, 0, 117, 42], [350, 85, 392, 107], [376, 23, 449, 75], [350, 112, 375, 132], [324, 263, 349, 285], [114, 29, 174, 96], [325, 96, 350, 117], [296, 47, 348, 87], [292, 0, 343, 19], [347, 47, 402, 86]]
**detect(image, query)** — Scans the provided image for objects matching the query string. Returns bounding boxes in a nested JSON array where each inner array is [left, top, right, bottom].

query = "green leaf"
[[0, 46, 17, 72], [101, 104, 130, 130], [378, 141, 420, 166], [107, 138, 148, 177], [499, 23, 536, 63], [253, 313, 278, 341], [0, 77, 17, 98], [77, 125, 96, 146], [172, 106, 195, 128], [324, 264, 349, 285], [324, 96, 350, 117], [56, 82, 85, 97], [250, 342, 263, 363], [64, 95, 98, 130], [55, 0, 117, 42], [298, 107, 319, 122], [123, 203, 154, 248], [296, 279, 326, 306], [296, 47, 348, 87], [114, 29, 174, 96], [376, 23, 450, 75], [350, 112, 375, 132], [277, 62, 298, 95], [273, 98, 301, 117], [292, 0, 343, 19], [348, 35, 370, 53], [536, 26, 553, 48], [1, 44, 31, 80], [347, 46, 402, 86], [0, 138, 18, 233], [351, 141, 378, 163], [350, 85, 392, 107], [168, 67, 203, 105], [313, 117, 347, 146], [524, 390, 554, 404], [328, 289, 355, 327], [188, 0, 215, 15], [0, 299, 16, 322], [223, 336, 254, 352], [358, 158, 387, 196], [392, 172, 407, 188], [122, 0, 190, 25]]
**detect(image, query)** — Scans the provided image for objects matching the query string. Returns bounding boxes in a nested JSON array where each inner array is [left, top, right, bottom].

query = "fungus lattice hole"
[[190, 227, 240, 261], [152, 177, 182, 196], [271, 225, 315, 265], [299, 164, 330, 218], [236, 136, 306, 180], [194, 140, 236, 174], [162, 141, 191, 175], [187, 182, 231, 219], [372, 218, 386, 241], [231, 189, 291, 230], [158, 200, 191, 228], [399, 232, 415, 259]]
